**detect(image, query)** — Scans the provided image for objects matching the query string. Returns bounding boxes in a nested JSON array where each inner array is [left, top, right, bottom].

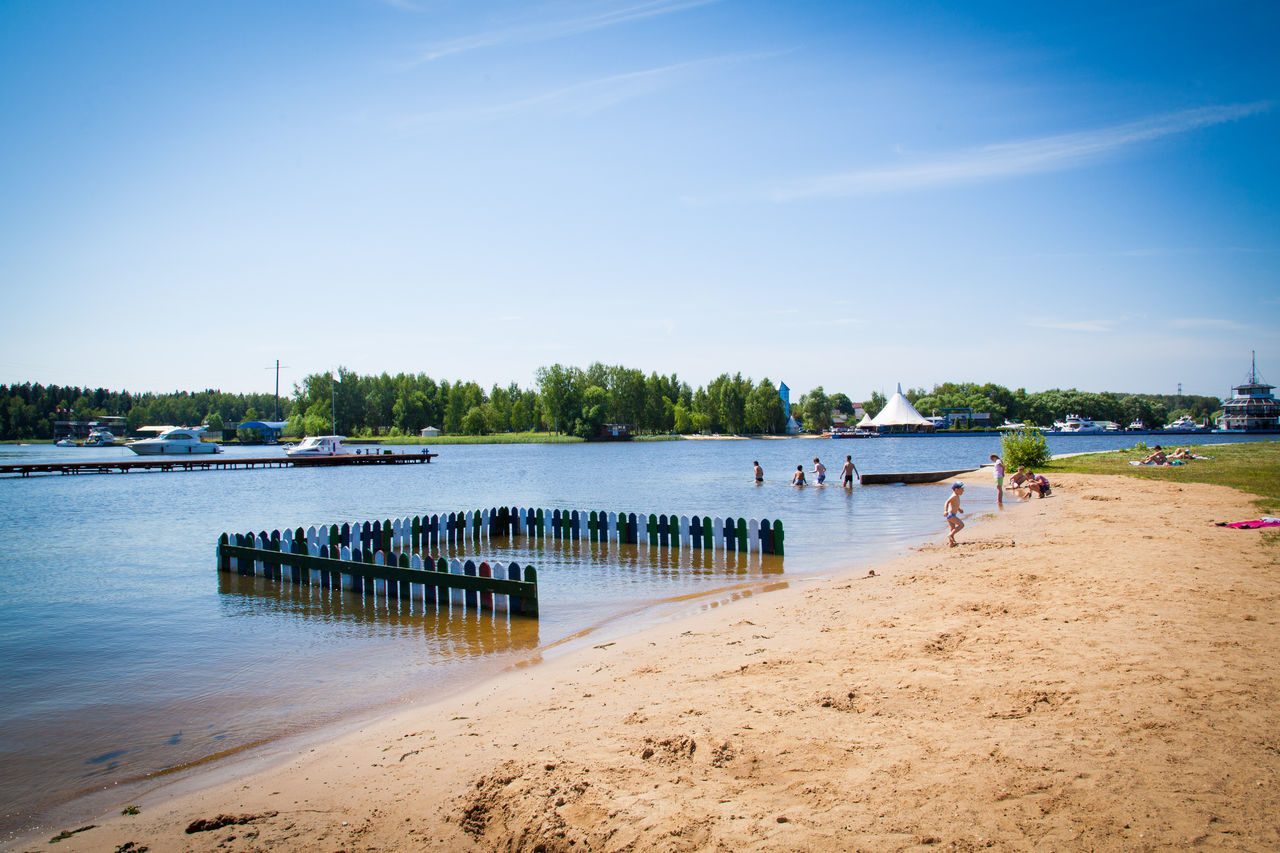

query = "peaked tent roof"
[[870, 384, 933, 427], [856, 412, 875, 428]]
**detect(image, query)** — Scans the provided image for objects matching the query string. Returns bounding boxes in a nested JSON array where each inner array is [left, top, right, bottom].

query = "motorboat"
[[285, 435, 350, 457], [126, 427, 219, 455], [55, 436, 77, 447], [84, 429, 115, 447], [1057, 414, 1106, 434], [1125, 419, 1146, 431], [1164, 415, 1202, 432]]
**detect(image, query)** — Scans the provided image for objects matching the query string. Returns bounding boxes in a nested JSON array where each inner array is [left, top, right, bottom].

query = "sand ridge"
[[28, 474, 1280, 852]]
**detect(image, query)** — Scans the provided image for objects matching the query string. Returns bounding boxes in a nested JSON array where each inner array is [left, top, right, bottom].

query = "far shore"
[[31, 451, 1280, 852]]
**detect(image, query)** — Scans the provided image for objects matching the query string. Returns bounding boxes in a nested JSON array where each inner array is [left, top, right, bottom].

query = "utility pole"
[[264, 361, 289, 422], [331, 373, 337, 436]]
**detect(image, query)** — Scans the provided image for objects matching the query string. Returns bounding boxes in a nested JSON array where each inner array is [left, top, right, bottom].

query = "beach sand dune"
[[35, 474, 1280, 851]]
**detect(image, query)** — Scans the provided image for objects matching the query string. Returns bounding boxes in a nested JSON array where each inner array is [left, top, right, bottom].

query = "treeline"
[[286, 365, 846, 438], [0, 371, 1227, 440], [900, 382, 1223, 428], [0, 382, 290, 440]]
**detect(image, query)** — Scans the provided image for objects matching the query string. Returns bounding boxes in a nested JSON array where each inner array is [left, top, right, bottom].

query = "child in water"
[[792, 465, 807, 486], [944, 481, 965, 547]]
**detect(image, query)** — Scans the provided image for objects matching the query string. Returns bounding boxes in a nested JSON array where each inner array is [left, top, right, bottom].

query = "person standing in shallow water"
[[792, 465, 807, 486], [812, 457, 827, 485], [753, 460, 764, 483], [944, 481, 965, 547], [840, 454, 859, 488]]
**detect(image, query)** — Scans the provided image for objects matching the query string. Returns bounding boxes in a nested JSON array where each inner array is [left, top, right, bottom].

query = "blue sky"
[[1, 0, 1277, 399]]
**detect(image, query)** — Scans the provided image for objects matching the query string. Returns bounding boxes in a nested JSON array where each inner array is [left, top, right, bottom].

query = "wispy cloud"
[[399, 53, 767, 124], [766, 102, 1271, 201], [1170, 317, 1249, 331], [408, 0, 719, 65], [1029, 319, 1115, 333]]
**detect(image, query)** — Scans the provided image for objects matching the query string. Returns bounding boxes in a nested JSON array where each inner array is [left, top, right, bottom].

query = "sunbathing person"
[[1169, 447, 1195, 461], [1142, 446, 1168, 465]]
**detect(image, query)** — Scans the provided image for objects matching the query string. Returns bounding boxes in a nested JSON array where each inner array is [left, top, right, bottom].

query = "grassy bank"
[[1047, 440, 1279, 515]]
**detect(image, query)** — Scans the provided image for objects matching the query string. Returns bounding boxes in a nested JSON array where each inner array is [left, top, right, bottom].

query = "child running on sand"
[[944, 482, 965, 547]]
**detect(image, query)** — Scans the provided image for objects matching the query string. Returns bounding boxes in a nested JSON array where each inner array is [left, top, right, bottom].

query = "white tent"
[[869, 384, 934, 430], [856, 412, 875, 429]]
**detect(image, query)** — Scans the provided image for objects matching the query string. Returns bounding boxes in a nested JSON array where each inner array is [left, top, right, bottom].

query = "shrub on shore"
[[1001, 428, 1051, 469]]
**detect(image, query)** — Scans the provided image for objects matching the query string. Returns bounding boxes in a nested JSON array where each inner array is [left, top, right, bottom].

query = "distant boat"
[[84, 429, 115, 447], [285, 435, 350, 457], [55, 436, 76, 447], [1056, 415, 1106, 434], [1125, 419, 1146, 431], [1164, 415, 1203, 433], [830, 427, 877, 439], [127, 428, 219, 455]]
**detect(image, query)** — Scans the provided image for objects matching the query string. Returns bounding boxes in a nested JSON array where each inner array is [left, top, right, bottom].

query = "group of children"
[[754, 456, 861, 488], [945, 454, 1052, 547]]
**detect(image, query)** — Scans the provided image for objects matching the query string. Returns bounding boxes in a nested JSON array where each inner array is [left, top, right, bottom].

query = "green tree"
[[865, 390, 887, 419], [745, 378, 785, 434], [573, 386, 609, 439], [800, 386, 831, 432]]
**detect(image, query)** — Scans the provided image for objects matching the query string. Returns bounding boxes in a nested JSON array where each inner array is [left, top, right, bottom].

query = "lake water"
[[0, 433, 1270, 836]]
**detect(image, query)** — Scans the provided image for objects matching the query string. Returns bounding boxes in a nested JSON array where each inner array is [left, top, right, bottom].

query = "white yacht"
[[126, 427, 219, 455], [55, 436, 77, 447], [84, 429, 115, 447], [285, 435, 350, 457], [1057, 414, 1106, 434], [1164, 415, 1202, 433], [1125, 419, 1146, 431]]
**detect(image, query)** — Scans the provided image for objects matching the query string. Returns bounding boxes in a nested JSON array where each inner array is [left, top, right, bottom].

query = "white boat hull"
[[127, 442, 219, 455]]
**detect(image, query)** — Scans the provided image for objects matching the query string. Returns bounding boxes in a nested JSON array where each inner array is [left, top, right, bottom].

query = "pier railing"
[[307, 508, 785, 556], [217, 533, 538, 617]]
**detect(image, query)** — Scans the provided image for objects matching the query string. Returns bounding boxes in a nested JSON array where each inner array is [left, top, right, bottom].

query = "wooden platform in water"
[[859, 468, 975, 485], [0, 451, 438, 478]]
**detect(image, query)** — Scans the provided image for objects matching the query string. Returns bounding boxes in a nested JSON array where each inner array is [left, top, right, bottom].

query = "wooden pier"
[[0, 450, 438, 478]]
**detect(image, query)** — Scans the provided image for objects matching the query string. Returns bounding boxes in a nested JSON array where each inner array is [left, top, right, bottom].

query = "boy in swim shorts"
[[812, 457, 826, 485], [944, 481, 965, 547]]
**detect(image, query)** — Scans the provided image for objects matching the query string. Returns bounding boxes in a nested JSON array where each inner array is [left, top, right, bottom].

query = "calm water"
[[0, 433, 1269, 835]]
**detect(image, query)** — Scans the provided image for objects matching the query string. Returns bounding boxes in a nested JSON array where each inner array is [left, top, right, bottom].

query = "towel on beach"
[[1215, 518, 1280, 529]]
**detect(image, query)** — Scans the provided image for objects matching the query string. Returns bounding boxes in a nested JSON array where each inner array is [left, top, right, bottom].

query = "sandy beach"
[[27, 472, 1279, 852]]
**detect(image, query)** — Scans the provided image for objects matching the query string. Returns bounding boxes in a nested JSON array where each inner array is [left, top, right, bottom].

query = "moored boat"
[[84, 429, 116, 447], [285, 435, 350, 457], [126, 428, 219, 455], [1163, 415, 1204, 433]]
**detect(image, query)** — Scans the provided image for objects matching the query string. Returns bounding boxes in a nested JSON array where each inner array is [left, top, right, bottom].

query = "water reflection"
[[217, 573, 541, 656]]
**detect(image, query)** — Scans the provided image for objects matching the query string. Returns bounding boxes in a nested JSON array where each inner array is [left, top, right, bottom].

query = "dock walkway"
[[0, 451, 438, 478]]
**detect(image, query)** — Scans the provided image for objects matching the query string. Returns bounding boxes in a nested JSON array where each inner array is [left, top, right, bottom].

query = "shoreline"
[[20, 473, 1280, 850]]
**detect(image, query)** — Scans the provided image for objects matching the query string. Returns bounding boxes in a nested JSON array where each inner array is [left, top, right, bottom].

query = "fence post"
[[479, 561, 493, 612], [522, 565, 539, 616], [773, 520, 785, 556]]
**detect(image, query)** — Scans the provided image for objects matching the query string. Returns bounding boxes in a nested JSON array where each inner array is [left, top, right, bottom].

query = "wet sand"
[[26, 473, 1280, 851]]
